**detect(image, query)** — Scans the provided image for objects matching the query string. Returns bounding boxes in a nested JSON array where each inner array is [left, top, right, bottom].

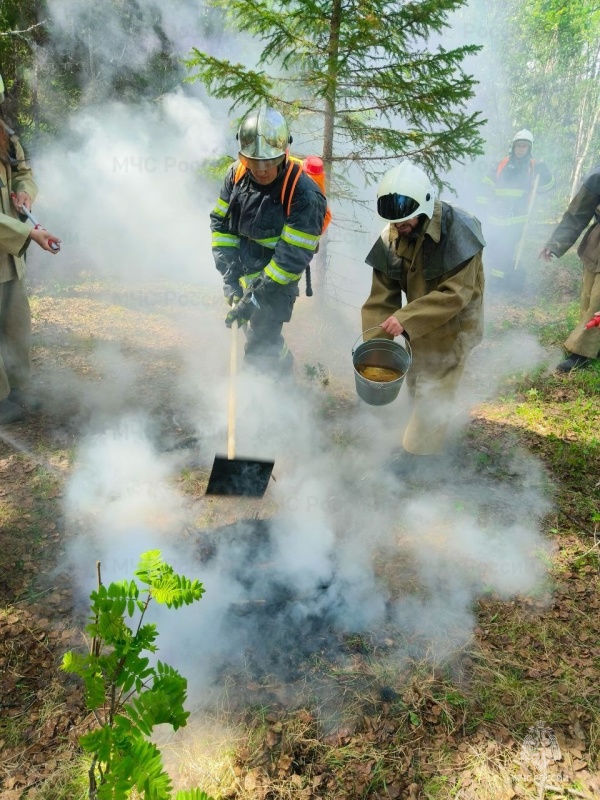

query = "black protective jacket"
[[210, 159, 327, 297], [545, 165, 600, 272]]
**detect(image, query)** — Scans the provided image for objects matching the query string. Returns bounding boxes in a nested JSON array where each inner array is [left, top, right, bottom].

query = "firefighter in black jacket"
[[477, 129, 553, 289], [210, 106, 327, 374]]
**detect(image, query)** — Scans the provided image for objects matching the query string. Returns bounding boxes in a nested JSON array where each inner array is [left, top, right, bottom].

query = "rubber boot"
[[0, 398, 26, 424], [555, 353, 593, 373], [388, 448, 437, 481], [8, 388, 43, 411]]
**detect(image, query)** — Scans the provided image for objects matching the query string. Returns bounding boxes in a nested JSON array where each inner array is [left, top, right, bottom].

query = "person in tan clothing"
[[0, 73, 60, 424], [362, 161, 485, 473], [539, 164, 600, 372]]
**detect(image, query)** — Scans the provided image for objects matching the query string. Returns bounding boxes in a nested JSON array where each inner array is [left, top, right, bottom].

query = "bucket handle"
[[351, 326, 412, 360]]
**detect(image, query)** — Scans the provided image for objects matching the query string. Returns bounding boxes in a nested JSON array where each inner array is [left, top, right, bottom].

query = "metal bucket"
[[352, 327, 412, 406]]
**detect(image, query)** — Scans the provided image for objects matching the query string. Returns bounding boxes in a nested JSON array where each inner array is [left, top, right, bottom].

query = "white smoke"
[[33, 94, 222, 284], [62, 368, 552, 702]]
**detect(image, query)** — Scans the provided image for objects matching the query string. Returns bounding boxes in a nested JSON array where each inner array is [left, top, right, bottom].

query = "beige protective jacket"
[[362, 200, 485, 371], [0, 121, 38, 283]]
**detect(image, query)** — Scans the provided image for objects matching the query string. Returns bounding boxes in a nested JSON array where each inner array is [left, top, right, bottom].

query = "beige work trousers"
[[564, 265, 600, 358], [0, 278, 31, 400], [402, 361, 466, 455]]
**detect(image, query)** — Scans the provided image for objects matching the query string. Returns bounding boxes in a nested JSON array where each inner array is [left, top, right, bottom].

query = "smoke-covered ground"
[[61, 357, 553, 711]]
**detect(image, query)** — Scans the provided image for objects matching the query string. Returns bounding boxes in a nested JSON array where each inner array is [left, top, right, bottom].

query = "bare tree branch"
[[0, 21, 47, 38]]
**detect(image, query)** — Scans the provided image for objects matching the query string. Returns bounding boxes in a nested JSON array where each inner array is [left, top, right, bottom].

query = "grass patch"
[[26, 752, 89, 800]]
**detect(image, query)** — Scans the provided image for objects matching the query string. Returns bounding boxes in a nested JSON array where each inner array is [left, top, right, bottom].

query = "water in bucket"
[[352, 327, 412, 406], [355, 364, 403, 382]]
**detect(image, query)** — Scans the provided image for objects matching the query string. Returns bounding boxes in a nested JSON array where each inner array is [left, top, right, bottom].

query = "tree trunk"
[[570, 42, 600, 195], [315, 0, 342, 304]]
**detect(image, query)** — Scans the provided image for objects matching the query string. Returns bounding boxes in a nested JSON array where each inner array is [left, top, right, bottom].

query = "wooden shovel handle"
[[227, 323, 238, 460]]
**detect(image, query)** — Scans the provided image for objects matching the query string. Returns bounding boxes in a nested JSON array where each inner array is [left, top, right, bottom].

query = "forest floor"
[[0, 248, 599, 800]]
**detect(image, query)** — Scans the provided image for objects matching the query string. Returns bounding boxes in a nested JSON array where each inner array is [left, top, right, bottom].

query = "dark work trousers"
[[244, 293, 296, 375], [483, 220, 525, 288]]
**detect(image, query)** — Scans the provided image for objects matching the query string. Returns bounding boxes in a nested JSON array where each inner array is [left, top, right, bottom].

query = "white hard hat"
[[513, 129, 533, 146], [376, 161, 435, 222]]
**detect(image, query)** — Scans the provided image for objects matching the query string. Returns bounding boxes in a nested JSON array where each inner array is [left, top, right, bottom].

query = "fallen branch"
[[557, 508, 597, 538], [0, 22, 47, 37], [545, 785, 592, 799]]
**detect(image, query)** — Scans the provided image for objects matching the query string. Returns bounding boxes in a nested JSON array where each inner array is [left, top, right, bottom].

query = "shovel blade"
[[205, 454, 274, 497]]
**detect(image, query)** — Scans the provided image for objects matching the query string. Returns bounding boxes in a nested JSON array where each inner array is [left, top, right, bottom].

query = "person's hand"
[[225, 294, 255, 328], [223, 282, 242, 307], [29, 227, 61, 253], [539, 248, 555, 262], [12, 192, 32, 213], [380, 315, 404, 337]]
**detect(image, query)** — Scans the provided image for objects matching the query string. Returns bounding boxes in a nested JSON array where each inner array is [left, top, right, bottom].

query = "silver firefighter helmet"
[[237, 105, 291, 169]]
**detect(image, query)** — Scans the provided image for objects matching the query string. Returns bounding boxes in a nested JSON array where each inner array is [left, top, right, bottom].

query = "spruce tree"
[[186, 0, 485, 188]]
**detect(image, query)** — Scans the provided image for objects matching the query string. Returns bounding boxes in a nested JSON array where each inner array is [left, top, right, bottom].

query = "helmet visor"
[[377, 193, 420, 221], [238, 129, 288, 156], [238, 152, 286, 171]]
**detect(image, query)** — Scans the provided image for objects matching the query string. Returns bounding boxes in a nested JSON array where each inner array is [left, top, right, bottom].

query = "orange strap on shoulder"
[[280, 161, 295, 206], [285, 163, 303, 217], [234, 163, 246, 183], [496, 156, 509, 178]]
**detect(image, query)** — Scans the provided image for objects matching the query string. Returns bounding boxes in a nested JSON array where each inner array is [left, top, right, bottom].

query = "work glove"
[[225, 292, 257, 328], [223, 282, 242, 307], [246, 272, 273, 301]]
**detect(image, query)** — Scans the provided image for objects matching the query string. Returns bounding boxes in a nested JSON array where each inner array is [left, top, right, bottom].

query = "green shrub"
[[62, 550, 214, 800]]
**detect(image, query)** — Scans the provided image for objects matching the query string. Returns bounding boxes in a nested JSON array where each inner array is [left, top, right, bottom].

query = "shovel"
[[205, 322, 274, 497], [512, 172, 540, 274]]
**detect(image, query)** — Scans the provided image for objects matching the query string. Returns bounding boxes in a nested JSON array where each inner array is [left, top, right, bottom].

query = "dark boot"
[[278, 348, 294, 378], [0, 398, 26, 424], [388, 448, 438, 481], [555, 353, 593, 373], [8, 388, 43, 411]]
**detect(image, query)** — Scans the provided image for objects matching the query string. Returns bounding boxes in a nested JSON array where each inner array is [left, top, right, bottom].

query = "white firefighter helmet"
[[513, 129, 534, 147], [376, 160, 435, 223], [237, 105, 291, 170], [0, 73, 4, 103]]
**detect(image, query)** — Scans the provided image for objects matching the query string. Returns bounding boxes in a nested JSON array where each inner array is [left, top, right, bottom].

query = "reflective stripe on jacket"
[[477, 156, 553, 226]]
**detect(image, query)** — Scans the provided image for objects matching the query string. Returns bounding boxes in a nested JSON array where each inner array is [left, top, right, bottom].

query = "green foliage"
[[62, 550, 213, 800], [200, 155, 237, 183], [185, 0, 486, 185], [0, 0, 186, 139], [303, 361, 330, 388], [479, 0, 600, 204]]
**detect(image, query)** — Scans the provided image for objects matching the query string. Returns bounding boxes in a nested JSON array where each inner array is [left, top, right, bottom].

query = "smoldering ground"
[[62, 361, 552, 711]]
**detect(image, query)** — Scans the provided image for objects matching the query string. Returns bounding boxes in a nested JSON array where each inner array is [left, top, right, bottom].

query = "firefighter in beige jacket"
[[362, 161, 485, 466], [0, 74, 60, 424], [540, 164, 600, 372]]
